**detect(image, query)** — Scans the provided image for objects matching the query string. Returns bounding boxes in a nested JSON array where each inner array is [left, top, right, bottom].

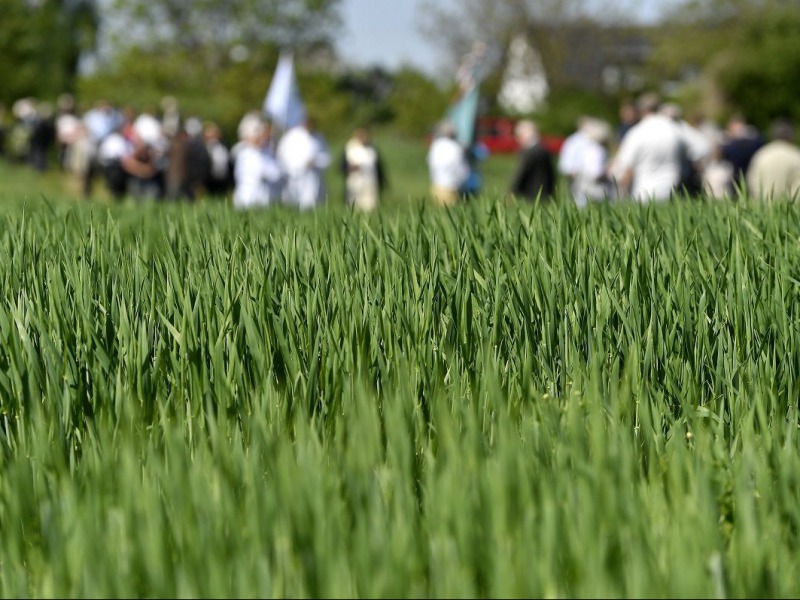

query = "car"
[[476, 116, 564, 156]]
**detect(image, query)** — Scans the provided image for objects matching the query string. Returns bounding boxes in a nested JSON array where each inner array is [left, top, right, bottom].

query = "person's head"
[[660, 102, 683, 122], [636, 92, 661, 117], [770, 118, 795, 143], [352, 127, 370, 144], [57, 93, 75, 114], [619, 101, 638, 124], [184, 117, 203, 138], [160, 95, 179, 114], [726, 113, 748, 138], [203, 121, 222, 142], [584, 118, 611, 145], [237, 112, 266, 144], [514, 119, 539, 146]]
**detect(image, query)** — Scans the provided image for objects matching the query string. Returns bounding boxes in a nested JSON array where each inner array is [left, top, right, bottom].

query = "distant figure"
[[616, 100, 639, 144], [722, 114, 764, 195], [55, 93, 81, 171], [8, 98, 37, 163], [29, 102, 56, 172], [96, 126, 158, 201], [341, 127, 386, 212], [427, 120, 469, 207], [611, 92, 686, 203], [233, 113, 283, 209], [277, 118, 331, 210], [509, 119, 555, 202], [571, 118, 613, 207], [166, 117, 211, 202], [63, 122, 95, 196], [159, 95, 181, 139], [130, 110, 166, 200], [746, 118, 800, 202], [661, 103, 711, 196], [459, 141, 490, 198], [203, 121, 232, 197], [702, 135, 734, 200], [558, 116, 591, 196]]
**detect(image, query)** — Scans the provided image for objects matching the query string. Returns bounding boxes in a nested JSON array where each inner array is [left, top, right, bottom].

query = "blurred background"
[[1, 0, 798, 206]]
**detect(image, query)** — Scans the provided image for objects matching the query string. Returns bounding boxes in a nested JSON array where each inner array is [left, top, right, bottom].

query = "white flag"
[[264, 51, 307, 131]]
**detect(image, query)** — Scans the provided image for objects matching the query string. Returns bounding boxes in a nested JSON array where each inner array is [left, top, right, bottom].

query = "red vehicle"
[[476, 116, 564, 156]]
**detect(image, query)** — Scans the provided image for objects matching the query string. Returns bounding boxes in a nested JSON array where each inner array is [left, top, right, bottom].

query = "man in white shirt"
[[427, 120, 469, 207], [611, 93, 686, 203], [572, 118, 613, 207], [558, 116, 591, 197], [276, 118, 331, 210]]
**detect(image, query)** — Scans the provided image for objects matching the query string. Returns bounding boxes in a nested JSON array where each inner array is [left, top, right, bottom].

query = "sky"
[[337, 0, 670, 75]]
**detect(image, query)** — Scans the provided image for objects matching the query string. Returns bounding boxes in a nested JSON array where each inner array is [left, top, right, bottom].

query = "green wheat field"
[[2, 155, 800, 598]]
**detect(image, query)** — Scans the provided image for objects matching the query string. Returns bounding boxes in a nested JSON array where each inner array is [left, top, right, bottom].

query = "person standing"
[[611, 92, 686, 203], [28, 102, 56, 172], [702, 135, 734, 200], [233, 113, 283, 209], [571, 118, 613, 207], [746, 118, 800, 202], [341, 127, 386, 212], [459, 141, 490, 199], [557, 116, 591, 197], [276, 118, 331, 210], [508, 119, 555, 202], [722, 114, 765, 195], [427, 120, 469, 207], [660, 103, 712, 197], [82, 100, 122, 197], [203, 121, 232, 198]]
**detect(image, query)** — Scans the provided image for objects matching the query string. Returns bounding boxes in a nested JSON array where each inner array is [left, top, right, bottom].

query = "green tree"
[[0, 0, 98, 106], [384, 68, 451, 138], [100, 0, 342, 71], [649, 0, 800, 127], [76, 0, 344, 135]]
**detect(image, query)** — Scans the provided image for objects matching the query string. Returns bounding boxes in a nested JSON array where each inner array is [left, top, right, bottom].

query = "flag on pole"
[[446, 85, 480, 148], [264, 51, 306, 131], [444, 41, 488, 147]]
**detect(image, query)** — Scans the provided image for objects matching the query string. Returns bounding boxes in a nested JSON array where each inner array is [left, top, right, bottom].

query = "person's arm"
[[120, 147, 156, 179], [610, 135, 636, 197], [617, 168, 633, 197]]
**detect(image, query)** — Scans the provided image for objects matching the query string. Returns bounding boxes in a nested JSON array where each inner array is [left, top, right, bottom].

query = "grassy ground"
[[2, 151, 800, 598]]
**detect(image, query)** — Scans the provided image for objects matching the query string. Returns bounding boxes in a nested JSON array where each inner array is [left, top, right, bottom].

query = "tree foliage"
[[649, 0, 800, 127], [383, 68, 451, 138], [101, 0, 343, 70], [75, 0, 347, 137], [0, 0, 98, 106]]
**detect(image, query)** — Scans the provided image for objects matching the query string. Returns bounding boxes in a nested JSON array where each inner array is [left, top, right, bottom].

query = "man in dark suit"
[[509, 119, 555, 202]]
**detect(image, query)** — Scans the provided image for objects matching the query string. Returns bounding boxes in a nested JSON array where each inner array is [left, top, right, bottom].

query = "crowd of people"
[[0, 94, 389, 212], [2, 91, 799, 211], [427, 91, 800, 206]]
